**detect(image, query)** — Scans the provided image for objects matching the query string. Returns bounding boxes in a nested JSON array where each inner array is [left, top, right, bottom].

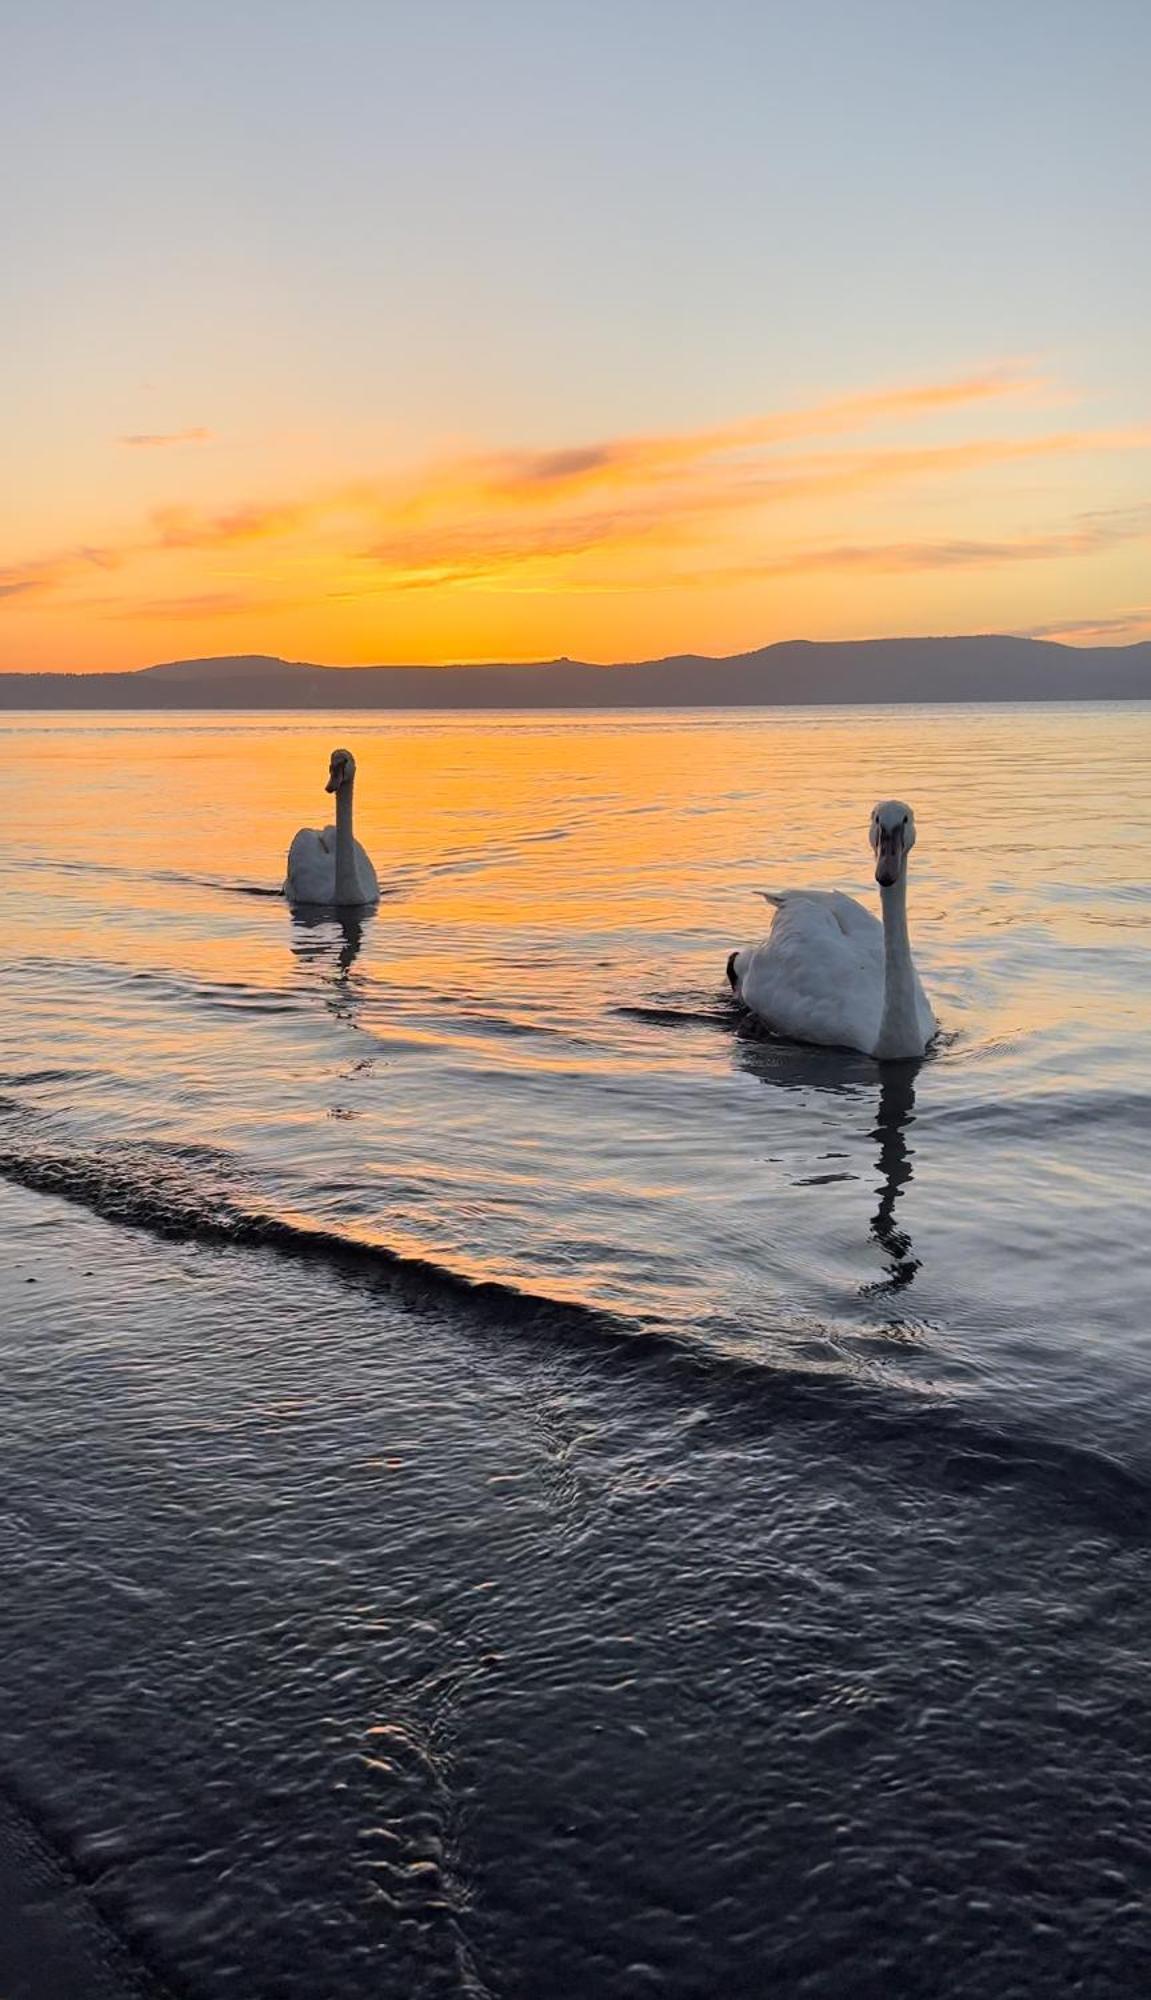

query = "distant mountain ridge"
[[2, 636, 1149, 708]]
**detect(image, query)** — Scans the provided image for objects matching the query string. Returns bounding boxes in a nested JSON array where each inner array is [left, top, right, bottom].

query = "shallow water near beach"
[[1, 703, 1149, 1997]]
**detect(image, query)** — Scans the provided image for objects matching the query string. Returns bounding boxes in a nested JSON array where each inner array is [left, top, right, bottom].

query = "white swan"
[[727, 800, 936, 1059], [284, 747, 379, 906]]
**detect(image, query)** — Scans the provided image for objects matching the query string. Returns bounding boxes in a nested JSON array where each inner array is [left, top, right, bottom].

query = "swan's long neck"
[[333, 779, 360, 904], [875, 868, 921, 1059]]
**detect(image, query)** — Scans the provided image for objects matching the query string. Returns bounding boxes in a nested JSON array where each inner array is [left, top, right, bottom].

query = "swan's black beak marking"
[[874, 827, 904, 887]]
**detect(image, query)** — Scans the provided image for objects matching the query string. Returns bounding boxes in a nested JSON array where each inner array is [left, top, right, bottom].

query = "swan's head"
[[325, 747, 356, 793], [870, 800, 916, 887]]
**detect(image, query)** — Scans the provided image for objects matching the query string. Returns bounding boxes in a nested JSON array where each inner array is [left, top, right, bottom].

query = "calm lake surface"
[[1, 705, 1149, 1998]]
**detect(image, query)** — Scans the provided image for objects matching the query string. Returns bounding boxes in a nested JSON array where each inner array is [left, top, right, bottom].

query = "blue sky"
[[4, 0, 1150, 666]]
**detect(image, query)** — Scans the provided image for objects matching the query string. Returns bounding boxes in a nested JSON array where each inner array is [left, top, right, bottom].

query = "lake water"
[[1, 705, 1149, 1998]]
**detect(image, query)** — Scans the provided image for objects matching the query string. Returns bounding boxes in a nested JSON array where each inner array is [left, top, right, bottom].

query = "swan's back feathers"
[[757, 888, 880, 940], [730, 887, 916, 1055], [284, 826, 332, 902], [285, 824, 378, 903]]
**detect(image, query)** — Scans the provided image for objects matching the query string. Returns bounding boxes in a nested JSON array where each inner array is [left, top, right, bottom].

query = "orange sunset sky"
[[4, 0, 1149, 673]]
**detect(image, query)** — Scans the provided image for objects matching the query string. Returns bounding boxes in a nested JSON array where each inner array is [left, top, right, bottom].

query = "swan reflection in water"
[[868, 1061, 921, 1293], [736, 1029, 924, 1295], [287, 909, 366, 1024]]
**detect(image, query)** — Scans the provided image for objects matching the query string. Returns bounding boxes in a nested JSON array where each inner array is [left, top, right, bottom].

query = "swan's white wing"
[[351, 838, 379, 902], [284, 826, 335, 902], [732, 891, 886, 1053], [758, 888, 880, 940], [285, 827, 379, 904]]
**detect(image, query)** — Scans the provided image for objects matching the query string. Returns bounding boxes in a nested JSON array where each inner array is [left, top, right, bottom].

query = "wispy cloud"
[[457, 365, 1048, 503], [1016, 607, 1151, 642], [150, 501, 313, 548], [107, 590, 259, 621], [5, 366, 1150, 625], [0, 547, 121, 601], [111, 365, 1058, 569], [340, 435, 1151, 594], [119, 427, 213, 449], [739, 506, 1151, 579]]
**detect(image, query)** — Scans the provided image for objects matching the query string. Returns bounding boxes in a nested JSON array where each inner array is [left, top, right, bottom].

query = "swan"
[[726, 800, 936, 1059], [284, 747, 379, 906]]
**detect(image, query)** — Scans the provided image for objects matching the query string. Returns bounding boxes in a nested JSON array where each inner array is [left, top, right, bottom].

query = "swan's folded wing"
[[756, 888, 879, 940], [285, 826, 335, 902], [733, 892, 884, 1050], [823, 890, 882, 941]]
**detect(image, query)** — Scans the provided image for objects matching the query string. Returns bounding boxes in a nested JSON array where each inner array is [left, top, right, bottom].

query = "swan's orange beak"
[[874, 825, 905, 887]]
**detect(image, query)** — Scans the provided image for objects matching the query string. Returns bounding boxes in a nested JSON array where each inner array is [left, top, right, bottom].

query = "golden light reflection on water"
[[2, 703, 1149, 1366], [12, 700, 1146, 984]]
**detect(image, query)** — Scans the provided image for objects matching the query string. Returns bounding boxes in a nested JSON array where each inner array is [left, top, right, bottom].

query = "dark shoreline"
[[0, 1786, 174, 2000]]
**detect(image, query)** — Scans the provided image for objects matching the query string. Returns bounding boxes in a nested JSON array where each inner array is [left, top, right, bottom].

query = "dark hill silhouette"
[[1, 637, 1148, 708]]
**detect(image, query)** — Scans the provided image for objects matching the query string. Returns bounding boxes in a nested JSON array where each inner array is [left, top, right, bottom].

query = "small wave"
[[0, 1067, 86, 1088], [444, 1009, 573, 1042], [15, 855, 282, 899], [613, 1003, 733, 1029], [928, 1087, 1151, 1138], [8, 954, 309, 1016], [17, 856, 127, 880], [0, 1126, 1147, 1543], [0, 1134, 630, 1344]]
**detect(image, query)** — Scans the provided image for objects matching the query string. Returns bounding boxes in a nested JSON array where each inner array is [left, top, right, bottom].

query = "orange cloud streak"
[[719, 504, 1151, 582], [4, 366, 1149, 636], [457, 365, 1047, 501], [119, 428, 213, 448], [1017, 607, 1151, 642]]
